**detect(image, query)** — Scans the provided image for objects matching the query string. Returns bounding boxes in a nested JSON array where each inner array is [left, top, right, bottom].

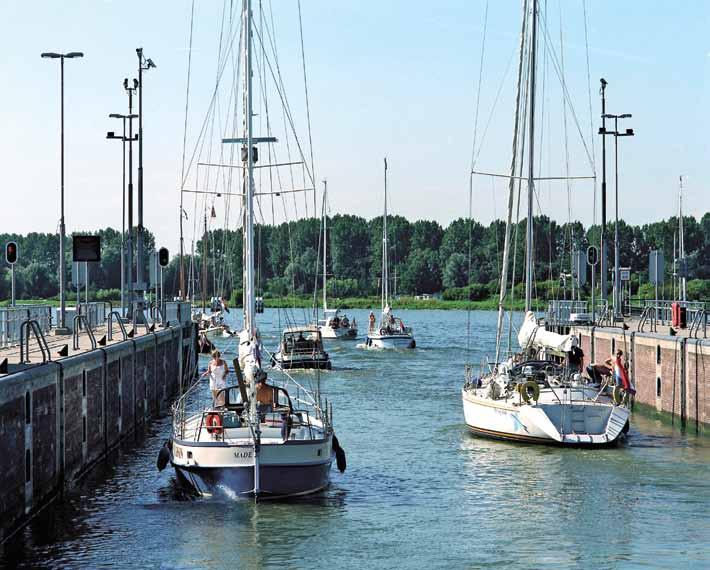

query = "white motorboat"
[[365, 159, 415, 350], [316, 181, 357, 340], [461, 0, 630, 447], [272, 326, 332, 370], [165, 0, 345, 498]]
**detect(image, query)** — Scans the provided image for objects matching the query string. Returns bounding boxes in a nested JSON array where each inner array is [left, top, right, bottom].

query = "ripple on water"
[[3, 309, 710, 569]]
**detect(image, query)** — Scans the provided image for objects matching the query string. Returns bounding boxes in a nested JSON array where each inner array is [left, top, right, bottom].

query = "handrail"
[[73, 315, 97, 351], [20, 319, 51, 364], [689, 309, 707, 339], [131, 301, 151, 335], [107, 310, 128, 341]]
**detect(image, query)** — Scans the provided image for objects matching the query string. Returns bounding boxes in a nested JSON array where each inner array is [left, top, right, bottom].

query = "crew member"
[[201, 349, 229, 407]]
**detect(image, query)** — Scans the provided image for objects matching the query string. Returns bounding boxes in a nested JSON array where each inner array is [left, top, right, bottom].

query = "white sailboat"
[[366, 159, 415, 349], [461, 0, 630, 446], [166, 0, 345, 497], [317, 180, 358, 340]]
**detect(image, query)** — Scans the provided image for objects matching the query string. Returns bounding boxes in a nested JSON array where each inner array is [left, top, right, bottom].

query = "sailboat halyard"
[[366, 158, 415, 349], [317, 180, 358, 340], [462, 0, 630, 447], [168, 0, 344, 497]]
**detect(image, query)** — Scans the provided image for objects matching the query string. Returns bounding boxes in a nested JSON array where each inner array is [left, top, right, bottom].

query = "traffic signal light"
[[158, 247, 169, 267], [5, 242, 17, 265]]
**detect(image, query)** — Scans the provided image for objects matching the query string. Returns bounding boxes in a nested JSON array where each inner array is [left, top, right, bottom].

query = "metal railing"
[[72, 315, 97, 351], [19, 319, 51, 364], [0, 305, 53, 348], [164, 301, 192, 325], [107, 310, 128, 341], [76, 301, 111, 330], [546, 299, 609, 325]]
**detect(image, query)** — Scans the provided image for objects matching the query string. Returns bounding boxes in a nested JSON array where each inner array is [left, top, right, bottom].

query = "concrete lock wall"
[[0, 323, 196, 544], [573, 326, 710, 431]]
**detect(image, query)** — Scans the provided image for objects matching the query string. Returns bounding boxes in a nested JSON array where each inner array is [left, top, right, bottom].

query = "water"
[[3, 309, 710, 569]]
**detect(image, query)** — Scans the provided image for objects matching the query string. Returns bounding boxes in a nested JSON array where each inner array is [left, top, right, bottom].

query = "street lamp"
[[136, 48, 156, 307], [41, 51, 84, 334], [599, 113, 634, 320], [107, 113, 138, 317]]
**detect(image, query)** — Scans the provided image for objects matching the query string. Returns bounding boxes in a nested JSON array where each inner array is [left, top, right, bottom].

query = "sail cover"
[[517, 311, 578, 353]]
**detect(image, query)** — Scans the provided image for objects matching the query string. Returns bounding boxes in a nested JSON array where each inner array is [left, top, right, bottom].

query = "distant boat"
[[272, 326, 332, 370], [317, 180, 357, 340], [461, 0, 629, 446], [366, 158, 415, 350]]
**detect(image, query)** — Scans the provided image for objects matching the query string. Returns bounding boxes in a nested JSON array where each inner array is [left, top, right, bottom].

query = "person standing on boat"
[[368, 311, 376, 332], [201, 350, 229, 407]]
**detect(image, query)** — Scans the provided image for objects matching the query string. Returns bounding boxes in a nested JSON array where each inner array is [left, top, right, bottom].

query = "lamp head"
[[65, 52, 83, 58], [146, 58, 156, 69], [619, 113, 632, 119], [109, 113, 122, 119], [41, 52, 61, 59], [133, 78, 138, 89], [106, 131, 116, 139], [123, 77, 128, 90], [625, 128, 635, 136]]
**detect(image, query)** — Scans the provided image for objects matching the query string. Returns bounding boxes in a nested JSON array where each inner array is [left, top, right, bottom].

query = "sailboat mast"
[[382, 158, 389, 311], [495, 0, 528, 363], [524, 0, 538, 313], [244, 0, 256, 335], [322, 179, 328, 312], [202, 212, 208, 311]]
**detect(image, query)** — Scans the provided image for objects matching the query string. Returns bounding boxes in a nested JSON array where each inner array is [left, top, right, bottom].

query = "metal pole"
[[613, 118, 620, 319], [136, 50, 145, 305], [11, 265, 15, 307], [600, 78, 608, 306], [591, 263, 596, 324], [85, 261, 89, 307], [126, 85, 135, 318], [59, 56, 67, 329], [121, 117, 126, 317]]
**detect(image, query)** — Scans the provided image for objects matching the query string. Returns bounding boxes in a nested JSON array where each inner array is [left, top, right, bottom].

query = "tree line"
[[2, 212, 709, 302]]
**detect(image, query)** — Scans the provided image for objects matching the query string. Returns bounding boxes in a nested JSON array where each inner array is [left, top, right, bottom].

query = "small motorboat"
[[272, 326, 332, 370]]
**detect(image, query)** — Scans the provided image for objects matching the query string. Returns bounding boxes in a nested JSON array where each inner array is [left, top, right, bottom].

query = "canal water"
[[2, 309, 709, 569]]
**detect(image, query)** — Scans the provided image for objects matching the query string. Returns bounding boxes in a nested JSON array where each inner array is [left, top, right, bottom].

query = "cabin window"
[[25, 391, 31, 425], [656, 377, 662, 398], [656, 345, 661, 365]]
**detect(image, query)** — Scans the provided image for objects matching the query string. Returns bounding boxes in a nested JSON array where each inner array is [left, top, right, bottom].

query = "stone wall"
[[0, 323, 196, 544], [573, 326, 710, 432]]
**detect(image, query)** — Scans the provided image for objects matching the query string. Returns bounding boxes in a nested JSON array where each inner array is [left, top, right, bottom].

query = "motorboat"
[[272, 326, 332, 370]]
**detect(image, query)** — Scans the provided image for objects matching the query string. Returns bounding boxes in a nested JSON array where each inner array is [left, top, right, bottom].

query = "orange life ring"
[[205, 413, 223, 435]]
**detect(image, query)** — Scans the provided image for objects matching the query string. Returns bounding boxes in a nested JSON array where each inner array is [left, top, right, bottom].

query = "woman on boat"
[[201, 350, 229, 407]]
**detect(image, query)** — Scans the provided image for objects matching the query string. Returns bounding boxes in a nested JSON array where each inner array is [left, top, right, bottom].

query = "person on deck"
[[368, 311, 376, 332], [255, 372, 275, 421], [201, 349, 229, 407]]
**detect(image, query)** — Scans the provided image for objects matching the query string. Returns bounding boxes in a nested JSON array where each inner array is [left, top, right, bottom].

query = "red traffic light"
[[5, 242, 18, 264]]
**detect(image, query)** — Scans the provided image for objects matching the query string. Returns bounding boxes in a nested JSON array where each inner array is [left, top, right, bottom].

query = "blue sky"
[[1, 1, 708, 253]]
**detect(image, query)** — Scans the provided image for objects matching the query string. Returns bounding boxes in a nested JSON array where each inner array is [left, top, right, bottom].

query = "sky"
[[1, 1, 709, 254]]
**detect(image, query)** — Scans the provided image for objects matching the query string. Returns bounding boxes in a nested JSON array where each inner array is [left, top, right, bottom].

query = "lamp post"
[[41, 51, 84, 333], [136, 48, 156, 308], [599, 78, 609, 310], [107, 113, 138, 317], [600, 113, 634, 320], [123, 79, 138, 317]]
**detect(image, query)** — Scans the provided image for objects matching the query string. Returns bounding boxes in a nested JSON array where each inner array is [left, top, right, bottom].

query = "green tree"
[[443, 252, 468, 289]]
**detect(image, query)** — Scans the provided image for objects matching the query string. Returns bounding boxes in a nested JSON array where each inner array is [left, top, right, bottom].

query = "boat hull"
[[461, 388, 629, 447], [174, 459, 333, 498], [365, 333, 415, 349], [320, 325, 357, 340]]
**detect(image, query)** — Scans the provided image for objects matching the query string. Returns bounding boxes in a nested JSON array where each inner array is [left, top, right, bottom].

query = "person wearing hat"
[[255, 371, 274, 422], [201, 349, 229, 407]]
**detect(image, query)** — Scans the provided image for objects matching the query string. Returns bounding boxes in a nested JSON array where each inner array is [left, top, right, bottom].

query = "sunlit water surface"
[[2, 309, 709, 569]]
